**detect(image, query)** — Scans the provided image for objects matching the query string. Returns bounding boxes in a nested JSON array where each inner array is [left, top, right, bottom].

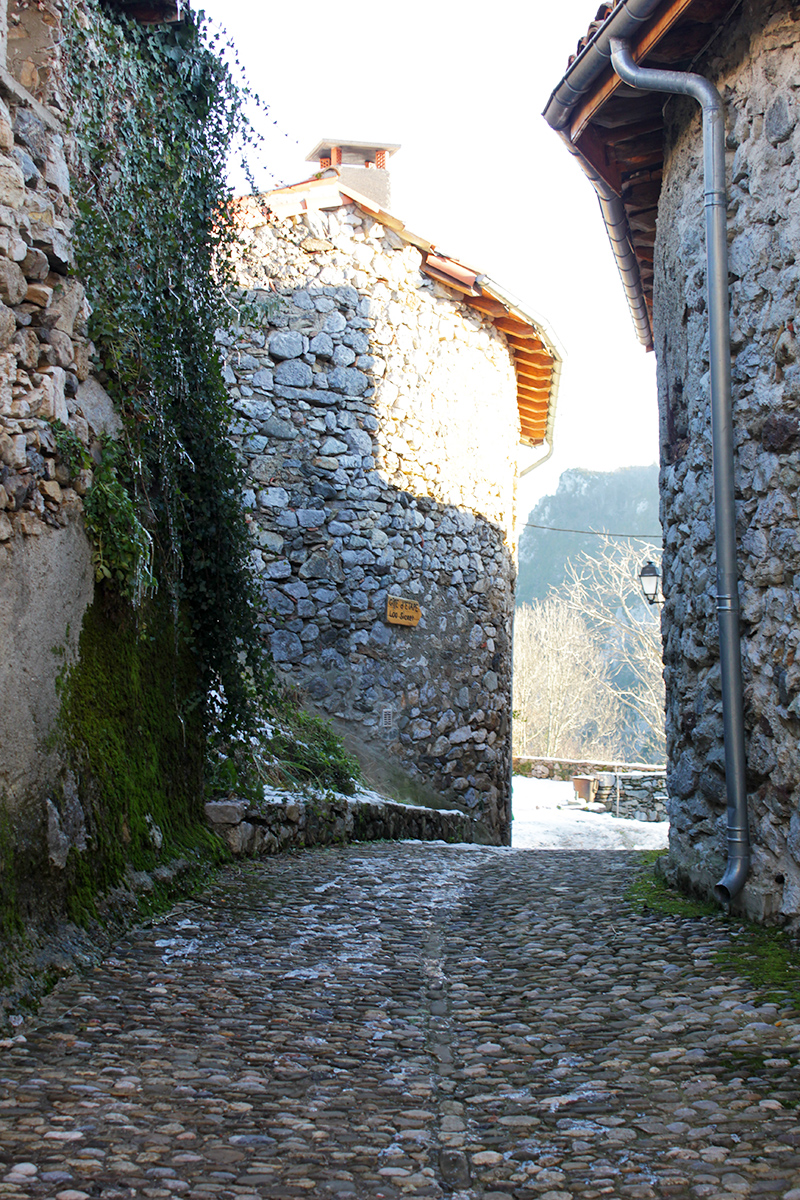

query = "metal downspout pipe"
[[609, 39, 750, 905]]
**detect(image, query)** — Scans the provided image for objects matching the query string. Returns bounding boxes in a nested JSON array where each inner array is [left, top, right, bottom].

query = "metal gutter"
[[558, 138, 653, 349], [519, 442, 554, 477], [610, 38, 749, 905], [542, 0, 666, 131]]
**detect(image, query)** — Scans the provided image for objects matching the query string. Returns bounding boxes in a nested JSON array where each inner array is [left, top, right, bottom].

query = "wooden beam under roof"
[[575, 125, 622, 194], [466, 296, 508, 317], [599, 116, 664, 147], [506, 337, 547, 356], [514, 356, 553, 375], [611, 135, 663, 171], [516, 362, 552, 377], [513, 350, 551, 369], [516, 366, 553, 384], [494, 317, 542, 340]]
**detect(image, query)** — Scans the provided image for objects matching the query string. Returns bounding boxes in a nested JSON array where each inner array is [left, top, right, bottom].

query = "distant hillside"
[[517, 465, 661, 606]]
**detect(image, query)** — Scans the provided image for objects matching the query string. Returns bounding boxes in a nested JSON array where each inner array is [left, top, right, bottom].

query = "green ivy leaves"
[[82, 439, 155, 604], [63, 0, 266, 729]]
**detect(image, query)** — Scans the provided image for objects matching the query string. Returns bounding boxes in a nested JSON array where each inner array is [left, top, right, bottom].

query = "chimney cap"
[[306, 138, 401, 166]]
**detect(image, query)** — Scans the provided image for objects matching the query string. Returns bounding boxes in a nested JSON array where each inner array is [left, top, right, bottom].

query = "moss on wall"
[[0, 806, 23, 958], [55, 592, 222, 920]]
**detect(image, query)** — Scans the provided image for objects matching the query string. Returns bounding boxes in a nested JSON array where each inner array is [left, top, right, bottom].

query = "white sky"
[[198, 0, 660, 516]]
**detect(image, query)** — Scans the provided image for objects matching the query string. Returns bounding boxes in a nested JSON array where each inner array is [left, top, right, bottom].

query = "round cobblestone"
[[0, 845, 799, 1198]]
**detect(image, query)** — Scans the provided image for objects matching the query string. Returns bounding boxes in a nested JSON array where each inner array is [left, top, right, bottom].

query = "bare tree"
[[565, 538, 665, 761], [513, 597, 624, 759]]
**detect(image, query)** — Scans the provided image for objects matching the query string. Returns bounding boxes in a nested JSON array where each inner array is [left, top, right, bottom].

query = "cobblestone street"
[[2, 843, 800, 1200]]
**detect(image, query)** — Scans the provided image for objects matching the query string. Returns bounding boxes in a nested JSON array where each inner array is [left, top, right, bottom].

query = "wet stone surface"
[[2, 844, 800, 1199]]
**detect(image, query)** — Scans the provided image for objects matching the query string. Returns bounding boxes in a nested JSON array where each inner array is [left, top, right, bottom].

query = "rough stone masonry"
[[654, 0, 800, 920], [224, 196, 522, 843], [0, 0, 121, 826]]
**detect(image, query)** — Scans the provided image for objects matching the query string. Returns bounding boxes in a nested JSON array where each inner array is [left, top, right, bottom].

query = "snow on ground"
[[512, 775, 669, 851]]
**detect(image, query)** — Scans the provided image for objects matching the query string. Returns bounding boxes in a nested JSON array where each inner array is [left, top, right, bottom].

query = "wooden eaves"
[[543, 0, 742, 351], [251, 174, 562, 451]]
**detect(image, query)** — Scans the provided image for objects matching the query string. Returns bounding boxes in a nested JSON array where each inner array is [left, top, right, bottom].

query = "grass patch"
[[208, 684, 361, 805], [626, 855, 719, 919], [626, 853, 800, 1010], [716, 924, 800, 1009]]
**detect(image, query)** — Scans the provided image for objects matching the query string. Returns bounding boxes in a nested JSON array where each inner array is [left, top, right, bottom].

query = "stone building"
[[546, 0, 800, 919], [0, 0, 117, 844], [0, 0, 208, 948], [224, 143, 561, 844]]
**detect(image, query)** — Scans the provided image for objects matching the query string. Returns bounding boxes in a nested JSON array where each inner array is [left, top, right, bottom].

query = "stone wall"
[[205, 789, 474, 857], [513, 757, 667, 822], [653, 0, 800, 919], [0, 8, 121, 834], [0, 1, 203, 936], [225, 199, 520, 844]]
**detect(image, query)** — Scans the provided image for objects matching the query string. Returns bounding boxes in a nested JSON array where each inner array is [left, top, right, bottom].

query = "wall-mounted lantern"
[[639, 560, 663, 606]]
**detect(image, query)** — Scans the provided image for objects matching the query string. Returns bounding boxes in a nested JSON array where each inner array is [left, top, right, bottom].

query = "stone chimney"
[[306, 139, 400, 210]]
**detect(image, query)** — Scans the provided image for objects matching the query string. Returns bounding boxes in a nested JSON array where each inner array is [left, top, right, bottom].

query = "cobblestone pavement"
[[2, 844, 800, 1200]]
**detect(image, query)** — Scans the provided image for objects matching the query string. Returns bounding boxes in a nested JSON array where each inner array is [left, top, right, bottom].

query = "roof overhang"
[[239, 176, 561, 452], [543, 0, 742, 351]]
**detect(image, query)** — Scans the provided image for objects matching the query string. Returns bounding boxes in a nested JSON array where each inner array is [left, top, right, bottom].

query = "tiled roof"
[[567, 2, 621, 66], [543, 0, 740, 350], [248, 174, 561, 452]]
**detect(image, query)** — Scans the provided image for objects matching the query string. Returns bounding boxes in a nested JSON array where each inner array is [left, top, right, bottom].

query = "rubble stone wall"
[[653, 0, 800, 919], [0, 7, 119, 824], [205, 793, 474, 857], [226, 200, 520, 843], [0, 2, 149, 892]]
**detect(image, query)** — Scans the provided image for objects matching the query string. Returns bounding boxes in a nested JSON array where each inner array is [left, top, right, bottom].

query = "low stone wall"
[[205, 790, 474, 856], [514, 757, 668, 823]]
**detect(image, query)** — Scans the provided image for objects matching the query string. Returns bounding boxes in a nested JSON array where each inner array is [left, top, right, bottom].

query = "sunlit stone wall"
[[225, 198, 521, 843]]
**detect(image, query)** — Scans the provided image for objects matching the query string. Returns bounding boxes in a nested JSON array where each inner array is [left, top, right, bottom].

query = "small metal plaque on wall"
[[386, 596, 421, 627]]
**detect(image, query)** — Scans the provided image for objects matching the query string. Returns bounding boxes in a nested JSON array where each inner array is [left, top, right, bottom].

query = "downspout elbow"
[[609, 38, 722, 111], [519, 441, 553, 478], [715, 838, 750, 907]]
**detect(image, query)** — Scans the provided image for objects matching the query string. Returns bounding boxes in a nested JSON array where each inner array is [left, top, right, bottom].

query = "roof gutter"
[[543, 0, 666, 351], [543, 0, 666, 131], [570, 154, 653, 349]]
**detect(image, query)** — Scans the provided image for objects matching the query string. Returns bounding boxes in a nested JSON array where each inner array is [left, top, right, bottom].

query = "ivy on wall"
[[63, 0, 267, 727]]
